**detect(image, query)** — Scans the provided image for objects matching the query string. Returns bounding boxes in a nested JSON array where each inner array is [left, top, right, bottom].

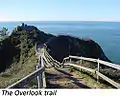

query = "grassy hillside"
[[0, 24, 53, 88]]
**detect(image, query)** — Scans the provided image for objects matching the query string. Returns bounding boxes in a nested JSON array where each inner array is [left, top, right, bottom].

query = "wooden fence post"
[[36, 65, 42, 88], [36, 64, 42, 88], [41, 55, 46, 88], [97, 58, 100, 83], [70, 57, 71, 63], [42, 71, 46, 88], [36, 55, 43, 88], [81, 56, 83, 64], [61, 61, 64, 68]]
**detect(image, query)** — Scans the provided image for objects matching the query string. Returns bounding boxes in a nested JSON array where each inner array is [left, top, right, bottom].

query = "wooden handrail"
[[69, 56, 97, 62], [7, 66, 44, 88], [62, 55, 120, 88], [40, 47, 120, 88], [96, 71, 120, 88], [42, 45, 120, 88], [98, 60, 120, 70], [44, 50, 61, 67], [64, 62, 120, 88], [7, 47, 46, 89], [63, 55, 120, 70], [65, 63, 96, 73]]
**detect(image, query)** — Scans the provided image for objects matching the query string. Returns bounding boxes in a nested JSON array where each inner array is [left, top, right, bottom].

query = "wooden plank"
[[43, 55, 53, 67], [44, 51, 53, 60], [7, 66, 44, 88], [40, 57, 46, 88], [65, 63, 95, 73], [42, 72, 46, 88], [97, 59, 100, 82], [42, 57, 46, 88], [37, 73, 42, 88], [68, 55, 120, 70], [45, 51, 60, 63], [44, 54, 51, 62], [45, 57, 53, 67], [44, 51, 61, 66], [69, 56, 97, 63], [44, 52, 53, 63], [63, 57, 69, 61], [98, 60, 120, 70], [96, 71, 120, 88], [36, 63, 43, 88]]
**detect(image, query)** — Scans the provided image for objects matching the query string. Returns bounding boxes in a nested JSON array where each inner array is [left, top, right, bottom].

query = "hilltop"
[[0, 23, 53, 73], [46, 35, 110, 62]]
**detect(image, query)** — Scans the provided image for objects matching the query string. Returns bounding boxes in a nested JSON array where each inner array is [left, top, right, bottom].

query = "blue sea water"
[[0, 21, 120, 64]]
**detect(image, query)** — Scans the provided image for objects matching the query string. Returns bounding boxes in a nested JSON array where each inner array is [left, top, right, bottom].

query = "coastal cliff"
[[46, 35, 110, 62], [0, 24, 110, 73]]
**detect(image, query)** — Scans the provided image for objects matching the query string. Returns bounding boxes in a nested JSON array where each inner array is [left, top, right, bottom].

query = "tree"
[[0, 27, 9, 41]]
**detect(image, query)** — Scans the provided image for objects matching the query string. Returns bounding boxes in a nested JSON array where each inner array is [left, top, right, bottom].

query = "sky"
[[0, 0, 120, 21]]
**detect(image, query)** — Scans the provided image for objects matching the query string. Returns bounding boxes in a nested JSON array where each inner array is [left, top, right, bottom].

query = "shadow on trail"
[[45, 72, 64, 88], [55, 68, 90, 88]]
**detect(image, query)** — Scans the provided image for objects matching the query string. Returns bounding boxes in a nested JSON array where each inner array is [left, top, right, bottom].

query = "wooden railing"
[[44, 50, 62, 67], [63, 55, 120, 88], [6, 43, 120, 89], [7, 49, 46, 89]]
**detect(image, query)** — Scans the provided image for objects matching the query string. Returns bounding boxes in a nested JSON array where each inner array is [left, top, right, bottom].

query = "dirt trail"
[[45, 67, 90, 88]]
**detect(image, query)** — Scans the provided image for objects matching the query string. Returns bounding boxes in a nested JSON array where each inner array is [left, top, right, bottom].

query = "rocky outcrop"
[[46, 35, 111, 62]]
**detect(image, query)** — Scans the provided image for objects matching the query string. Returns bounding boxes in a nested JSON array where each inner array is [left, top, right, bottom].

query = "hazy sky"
[[0, 0, 120, 21]]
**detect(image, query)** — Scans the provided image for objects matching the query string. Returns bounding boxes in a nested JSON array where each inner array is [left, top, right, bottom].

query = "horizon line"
[[0, 20, 120, 23]]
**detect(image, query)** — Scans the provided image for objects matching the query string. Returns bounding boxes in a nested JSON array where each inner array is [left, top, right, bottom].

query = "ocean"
[[0, 21, 120, 64]]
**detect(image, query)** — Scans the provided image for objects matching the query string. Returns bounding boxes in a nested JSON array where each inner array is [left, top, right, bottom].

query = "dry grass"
[[0, 47, 37, 88], [69, 67, 114, 88]]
